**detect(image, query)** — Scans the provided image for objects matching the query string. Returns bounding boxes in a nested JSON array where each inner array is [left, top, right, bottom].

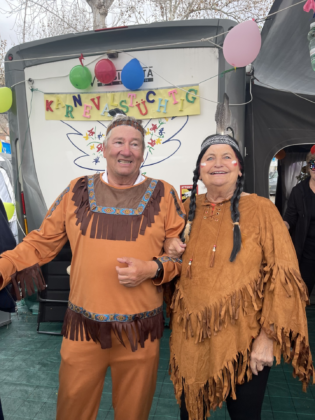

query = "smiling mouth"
[[210, 171, 227, 175], [118, 159, 133, 164]]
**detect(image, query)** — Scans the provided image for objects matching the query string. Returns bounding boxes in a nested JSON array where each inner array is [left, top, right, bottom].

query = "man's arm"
[[115, 185, 186, 288], [0, 185, 70, 297]]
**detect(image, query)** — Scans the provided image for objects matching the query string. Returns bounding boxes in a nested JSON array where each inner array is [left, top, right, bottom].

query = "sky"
[[0, 9, 19, 50]]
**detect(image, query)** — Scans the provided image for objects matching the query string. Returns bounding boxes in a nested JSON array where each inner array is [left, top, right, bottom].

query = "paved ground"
[[0, 304, 315, 419]]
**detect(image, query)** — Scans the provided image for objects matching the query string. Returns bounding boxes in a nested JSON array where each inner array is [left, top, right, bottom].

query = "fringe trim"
[[261, 318, 315, 390], [10, 263, 46, 300], [263, 263, 309, 302], [170, 321, 315, 420], [72, 177, 165, 241], [61, 308, 164, 351], [171, 272, 264, 344], [170, 346, 253, 420], [171, 262, 309, 344]]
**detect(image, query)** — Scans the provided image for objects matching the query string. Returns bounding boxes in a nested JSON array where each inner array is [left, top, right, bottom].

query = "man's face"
[[103, 125, 144, 180]]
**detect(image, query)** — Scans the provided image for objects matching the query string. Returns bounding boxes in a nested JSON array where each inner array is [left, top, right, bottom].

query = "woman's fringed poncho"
[[169, 194, 314, 420]]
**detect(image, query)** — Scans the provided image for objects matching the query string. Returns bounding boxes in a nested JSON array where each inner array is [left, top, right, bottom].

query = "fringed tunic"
[[0, 174, 185, 351], [169, 194, 314, 419]]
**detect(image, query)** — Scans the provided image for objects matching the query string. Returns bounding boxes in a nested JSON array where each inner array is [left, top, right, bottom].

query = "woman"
[[284, 146, 315, 296], [166, 134, 313, 420]]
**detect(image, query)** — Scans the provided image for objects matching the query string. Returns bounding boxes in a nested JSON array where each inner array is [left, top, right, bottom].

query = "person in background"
[[284, 145, 315, 297], [165, 134, 313, 420], [0, 198, 17, 420]]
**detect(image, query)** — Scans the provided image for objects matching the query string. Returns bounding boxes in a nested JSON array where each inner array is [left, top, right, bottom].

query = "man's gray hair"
[[103, 114, 145, 150]]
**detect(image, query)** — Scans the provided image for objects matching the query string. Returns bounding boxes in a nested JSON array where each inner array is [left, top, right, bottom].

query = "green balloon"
[[0, 87, 13, 113], [69, 65, 92, 90]]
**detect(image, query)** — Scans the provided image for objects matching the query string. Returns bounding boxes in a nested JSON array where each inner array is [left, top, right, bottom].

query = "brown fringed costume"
[[169, 193, 314, 420], [0, 174, 185, 420]]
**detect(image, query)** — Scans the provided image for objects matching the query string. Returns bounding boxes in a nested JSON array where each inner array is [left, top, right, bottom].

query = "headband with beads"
[[201, 135, 240, 152]]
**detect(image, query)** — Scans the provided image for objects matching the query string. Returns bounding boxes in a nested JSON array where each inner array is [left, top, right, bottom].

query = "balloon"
[[95, 59, 116, 84], [69, 65, 92, 90], [121, 59, 144, 90], [3, 202, 15, 221], [275, 150, 286, 160], [0, 87, 13, 113], [223, 20, 261, 68]]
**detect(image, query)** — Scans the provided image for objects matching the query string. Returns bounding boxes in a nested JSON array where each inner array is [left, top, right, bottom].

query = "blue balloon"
[[121, 59, 144, 90]]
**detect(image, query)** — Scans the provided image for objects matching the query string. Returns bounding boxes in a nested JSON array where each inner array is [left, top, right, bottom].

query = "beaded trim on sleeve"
[[170, 190, 185, 219], [46, 185, 70, 218], [156, 256, 182, 264]]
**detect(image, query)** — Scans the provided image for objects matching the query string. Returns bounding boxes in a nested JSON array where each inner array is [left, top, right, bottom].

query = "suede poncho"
[[169, 193, 314, 420]]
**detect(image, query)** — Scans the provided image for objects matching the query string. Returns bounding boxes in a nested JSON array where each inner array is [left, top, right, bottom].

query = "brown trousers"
[[56, 333, 160, 420]]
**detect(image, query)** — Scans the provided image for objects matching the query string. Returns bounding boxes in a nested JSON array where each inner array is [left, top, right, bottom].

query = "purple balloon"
[[223, 20, 261, 68]]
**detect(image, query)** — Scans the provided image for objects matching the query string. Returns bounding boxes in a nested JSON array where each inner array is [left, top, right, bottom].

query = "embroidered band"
[[68, 301, 163, 322], [170, 190, 185, 219], [46, 185, 70, 218], [106, 119, 146, 137], [156, 256, 182, 264], [87, 175, 158, 215], [201, 136, 240, 152]]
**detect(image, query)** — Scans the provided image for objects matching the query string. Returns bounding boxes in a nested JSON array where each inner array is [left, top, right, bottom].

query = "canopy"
[[245, 0, 315, 200], [255, 0, 315, 95]]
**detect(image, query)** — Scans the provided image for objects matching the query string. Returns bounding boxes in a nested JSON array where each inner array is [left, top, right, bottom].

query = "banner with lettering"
[[44, 85, 200, 121]]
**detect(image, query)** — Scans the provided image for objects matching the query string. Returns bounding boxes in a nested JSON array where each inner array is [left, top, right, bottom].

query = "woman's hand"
[[164, 238, 186, 259], [250, 328, 274, 375]]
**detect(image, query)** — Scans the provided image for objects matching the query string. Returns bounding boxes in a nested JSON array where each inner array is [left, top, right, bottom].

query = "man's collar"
[[102, 171, 145, 186]]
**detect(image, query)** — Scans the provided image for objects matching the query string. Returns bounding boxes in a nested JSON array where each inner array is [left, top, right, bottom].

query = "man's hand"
[[250, 328, 274, 375], [164, 238, 186, 259], [116, 258, 158, 288]]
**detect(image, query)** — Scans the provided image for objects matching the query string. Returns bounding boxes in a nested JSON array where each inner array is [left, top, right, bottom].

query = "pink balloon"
[[223, 20, 261, 68], [95, 59, 116, 84]]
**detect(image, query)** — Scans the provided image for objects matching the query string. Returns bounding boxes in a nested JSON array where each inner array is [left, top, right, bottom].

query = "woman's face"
[[199, 144, 242, 190]]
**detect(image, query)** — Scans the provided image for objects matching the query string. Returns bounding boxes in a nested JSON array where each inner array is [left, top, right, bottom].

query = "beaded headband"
[[201, 135, 240, 152], [106, 119, 145, 137]]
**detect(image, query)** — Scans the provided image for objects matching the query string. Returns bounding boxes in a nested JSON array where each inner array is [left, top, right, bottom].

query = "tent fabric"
[[254, 0, 315, 95], [244, 84, 315, 197]]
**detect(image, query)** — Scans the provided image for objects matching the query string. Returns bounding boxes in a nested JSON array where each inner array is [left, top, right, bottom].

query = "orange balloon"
[[275, 150, 286, 160]]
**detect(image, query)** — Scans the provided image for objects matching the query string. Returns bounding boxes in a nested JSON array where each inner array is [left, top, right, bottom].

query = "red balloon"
[[95, 59, 116, 84]]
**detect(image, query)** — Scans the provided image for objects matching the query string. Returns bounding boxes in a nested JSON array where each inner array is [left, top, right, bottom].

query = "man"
[[0, 111, 185, 420]]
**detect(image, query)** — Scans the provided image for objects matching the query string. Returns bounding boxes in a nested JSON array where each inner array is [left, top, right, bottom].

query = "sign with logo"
[[95, 67, 154, 86], [180, 185, 198, 203]]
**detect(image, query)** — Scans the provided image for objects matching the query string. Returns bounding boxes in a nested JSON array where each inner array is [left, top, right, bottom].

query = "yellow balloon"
[[3, 202, 15, 221], [0, 142, 2, 153], [0, 87, 13, 113]]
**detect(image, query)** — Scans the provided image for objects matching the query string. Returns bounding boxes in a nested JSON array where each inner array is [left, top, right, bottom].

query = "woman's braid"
[[181, 151, 207, 243], [187, 167, 200, 222], [229, 149, 245, 262]]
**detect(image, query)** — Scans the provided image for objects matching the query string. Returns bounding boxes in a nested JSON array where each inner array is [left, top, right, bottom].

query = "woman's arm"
[[283, 187, 299, 229], [250, 328, 274, 375]]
